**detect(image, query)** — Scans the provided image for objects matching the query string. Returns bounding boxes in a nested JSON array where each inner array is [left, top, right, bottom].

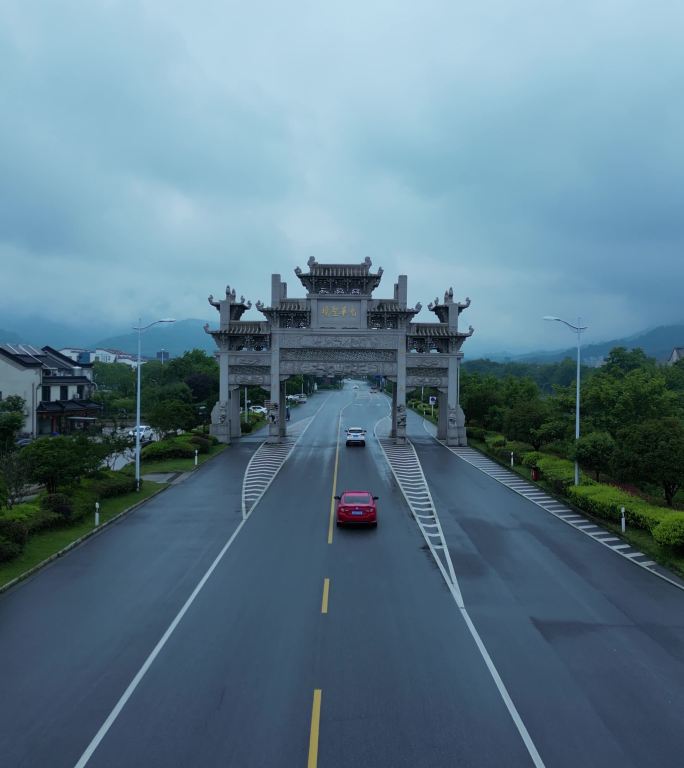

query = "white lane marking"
[[74, 395, 334, 768], [640, 561, 656, 567], [612, 544, 631, 551], [73, 517, 248, 768], [241, 397, 331, 518], [375, 417, 546, 768], [625, 551, 646, 559]]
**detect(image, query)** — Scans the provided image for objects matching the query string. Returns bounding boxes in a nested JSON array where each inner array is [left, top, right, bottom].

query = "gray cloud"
[[1, 1, 683, 354]]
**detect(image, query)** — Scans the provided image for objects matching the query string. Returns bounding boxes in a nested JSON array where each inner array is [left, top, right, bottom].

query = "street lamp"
[[133, 317, 175, 491], [543, 315, 588, 486]]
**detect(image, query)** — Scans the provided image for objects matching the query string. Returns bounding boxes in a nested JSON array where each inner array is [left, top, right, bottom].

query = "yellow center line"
[[328, 412, 342, 544], [307, 689, 322, 768], [321, 578, 330, 614]]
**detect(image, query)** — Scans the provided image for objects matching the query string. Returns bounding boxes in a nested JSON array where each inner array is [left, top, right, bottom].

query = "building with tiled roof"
[[0, 343, 100, 436]]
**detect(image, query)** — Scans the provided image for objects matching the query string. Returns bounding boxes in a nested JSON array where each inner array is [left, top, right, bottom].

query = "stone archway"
[[205, 258, 473, 445]]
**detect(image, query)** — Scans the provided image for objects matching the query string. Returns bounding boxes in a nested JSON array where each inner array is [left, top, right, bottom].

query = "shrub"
[[4, 502, 54, 533], [241, 422, 253, 434], [0, 515, 29, 547], [535, 455, 585, 494], [486, 435, 507, 448], [653, 515, 684, 549], [522, 451, 543, 468], [566, 484, 666, 532], [88, 473, 137, 499], [40, 492, 74, 520], [467, 426, 487, 441], [189, 435, 211, 454], [0, 536, 22, 562], [140, 439, 195, 461]]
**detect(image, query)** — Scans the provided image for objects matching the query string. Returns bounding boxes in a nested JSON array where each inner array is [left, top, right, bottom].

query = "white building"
[[0, 344, 99, 436]]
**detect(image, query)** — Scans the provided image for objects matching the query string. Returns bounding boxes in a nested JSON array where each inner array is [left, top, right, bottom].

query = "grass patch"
[[0, 482, 163, 589], [598, 523, 684, 577], [121, 443, 226, 476]]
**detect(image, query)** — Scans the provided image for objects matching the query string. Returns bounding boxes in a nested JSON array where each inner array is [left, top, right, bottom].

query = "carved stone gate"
[[205, 258, 473, 445]]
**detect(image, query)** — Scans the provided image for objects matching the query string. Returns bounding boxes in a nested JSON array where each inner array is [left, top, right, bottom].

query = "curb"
[[0, 444, 232, 595], [417, 416, 684, 593], [0, 485, 173, 596]]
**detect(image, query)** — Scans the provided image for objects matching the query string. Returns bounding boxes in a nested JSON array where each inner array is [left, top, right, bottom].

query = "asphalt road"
[[1, 383, 683, 767]]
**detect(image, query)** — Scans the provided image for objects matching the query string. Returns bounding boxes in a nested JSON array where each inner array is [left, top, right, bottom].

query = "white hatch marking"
[[375, 418, 546, 768]]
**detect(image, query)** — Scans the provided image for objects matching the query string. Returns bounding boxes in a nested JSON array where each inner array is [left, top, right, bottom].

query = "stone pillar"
[[446, 354, 467, 446], [268, 331, 281, 442], [279, 379, 288, 438], [229, 387, 241, 438], [390, 382, 398, 438], [210, 340, 231, 443], [437, 389, 447, 440], [395, 338, 407, 443]]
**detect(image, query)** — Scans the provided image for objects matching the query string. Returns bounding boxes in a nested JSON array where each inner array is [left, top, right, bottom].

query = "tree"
[[0, 411, 24, 452], [614, 418, 684, 506], [22, 437, 92, 493], [0, 395, 26, 451], [0, 395, 27, 414], [602, 347, 655, 377], [503, 399, 550, 449], [148, 400, 200, 437], [461, 373, 503, 426], [571, 431, 615, 482], [166, 349, 219, 381], [97, 433, 133, 470], [185, 372, 218, 404], [0, 450, 29, 508], [93, 362, 135, 397], [583, 365, 680, 436]]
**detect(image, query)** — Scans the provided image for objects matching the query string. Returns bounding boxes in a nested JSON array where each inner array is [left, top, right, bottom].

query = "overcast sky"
[[1, 1, 683, 353]]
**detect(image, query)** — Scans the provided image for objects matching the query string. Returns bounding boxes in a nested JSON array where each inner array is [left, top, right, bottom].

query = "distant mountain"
[[2, 313, 682, 364], [0, 316, 115, 350], [507, 324, 684, 364], [92, 319, 215, 358], [0, 329, 23, 345]]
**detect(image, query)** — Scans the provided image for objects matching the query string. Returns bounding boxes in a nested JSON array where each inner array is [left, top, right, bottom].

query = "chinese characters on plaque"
[[317, 301, 361, 328], [321, 304, 358, 318]]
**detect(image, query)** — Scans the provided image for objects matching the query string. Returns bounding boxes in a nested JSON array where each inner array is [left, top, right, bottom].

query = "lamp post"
[[543, 315, 588, 486], [133, 318, 175, 491]]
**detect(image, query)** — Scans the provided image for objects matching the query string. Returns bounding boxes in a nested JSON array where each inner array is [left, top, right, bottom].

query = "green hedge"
[[0, 516, 29, 548], [0, 502, 59, 562], [566, 484, 666, 532], [653, 515, 684, 550], [141, 438, 195, 461], [189, 435, 211, 454], [40, 493, 74, 520], [535, 454, 587, 494], [88, 473, 137, 499], [467, 426, 487, 441]]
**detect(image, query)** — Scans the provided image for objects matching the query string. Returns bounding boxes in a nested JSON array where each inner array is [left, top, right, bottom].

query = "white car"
[[249, 405, 268, 415], [128, 425, 154, 442], [345, 427, 366, 447]]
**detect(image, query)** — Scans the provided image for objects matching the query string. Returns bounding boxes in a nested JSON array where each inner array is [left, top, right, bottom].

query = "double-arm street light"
[[133, 318, 175, 491], [543, 315, 588, 486]]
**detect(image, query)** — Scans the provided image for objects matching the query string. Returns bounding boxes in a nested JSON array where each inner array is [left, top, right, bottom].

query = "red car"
[[335, 491, 378, 527]]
